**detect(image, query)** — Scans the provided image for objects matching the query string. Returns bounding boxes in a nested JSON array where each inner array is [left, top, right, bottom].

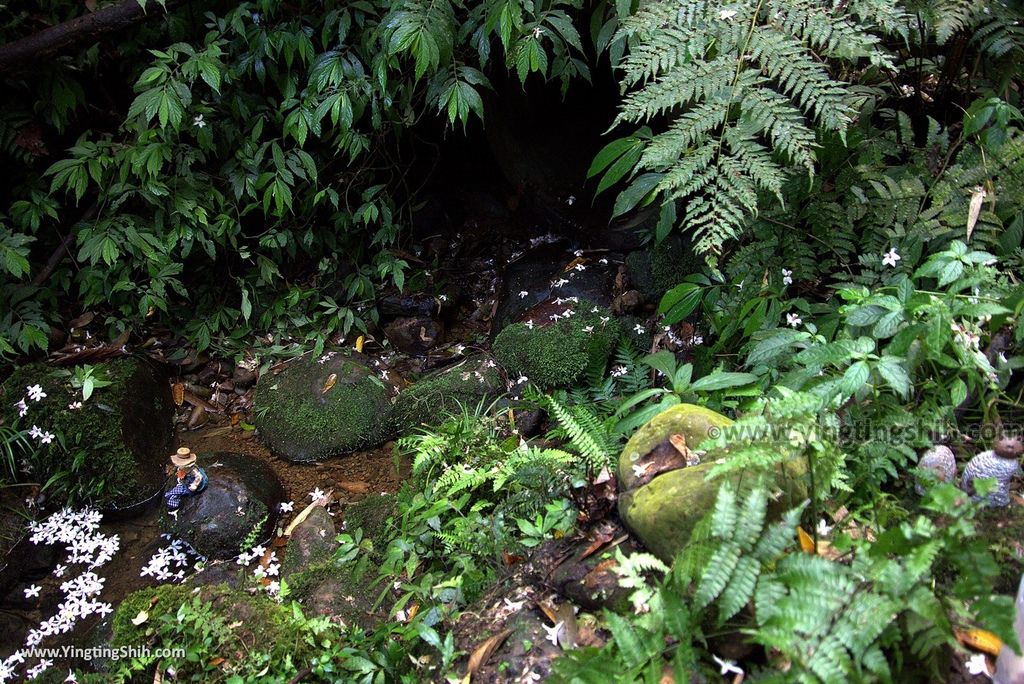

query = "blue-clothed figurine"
[[165, 447, 208, 518]]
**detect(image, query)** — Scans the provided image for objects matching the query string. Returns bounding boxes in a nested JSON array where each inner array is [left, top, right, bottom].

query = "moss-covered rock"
[[617, 404, 734, 491], [624, 236, 703, 302], [285, 559, 381, 628], [617, 404, 807, 562], [392, 355, 505, 430], [252, 352, 394, 462], [492, 301, 620, 388], [344, 493, 398, 555], [0, 358, 173, 509], [112, 582, 316, 675], [162, 452, 283, 560]]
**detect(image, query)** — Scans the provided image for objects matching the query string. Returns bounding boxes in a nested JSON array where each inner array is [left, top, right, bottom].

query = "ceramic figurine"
[[164, 447, 209, 517], [915, 445, 957, 495], [961, 437, 1024, 507]]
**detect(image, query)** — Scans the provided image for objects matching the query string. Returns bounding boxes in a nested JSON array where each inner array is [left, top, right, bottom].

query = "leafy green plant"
[[613, 349, 759, 434]]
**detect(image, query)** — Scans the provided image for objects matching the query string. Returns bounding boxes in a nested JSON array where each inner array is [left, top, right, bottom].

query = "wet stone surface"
[[162, 452, 284, 560]]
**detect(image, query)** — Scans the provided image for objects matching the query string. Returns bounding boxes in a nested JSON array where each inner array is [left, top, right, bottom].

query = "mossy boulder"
[[285, 560, 381, 628], [162, 452, 283, 560], [624, 236, 703, 302], [493, 301, 620, 388], [0, 358, 173, 510], [392, 355, 505, 430], [253, 352, 394, 462], [617, 404, 807, 562], [112, 582, 317, 676], [617, 404, 734, 491]]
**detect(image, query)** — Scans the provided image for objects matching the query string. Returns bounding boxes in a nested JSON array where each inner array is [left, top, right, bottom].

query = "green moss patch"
[[624, 236, 703, 302], [113, 582, 317, 676], [0, 358, 173, 508], [492, 301, 620, 388], [392, 355, 505, 431], [253, 352, 394, 462], [286, 559, 380, 628], [617, 404, 808, 562], [344, 493, 398, 553]]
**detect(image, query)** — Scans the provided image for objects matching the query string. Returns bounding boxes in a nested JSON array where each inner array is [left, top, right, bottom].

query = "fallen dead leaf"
[[131, 610, 149, 625], [463, 629, 511, 682], [284, 498, 331, 536], [321, 373, 337, 394], [955, 627, 1003, 656], [337, 481, 371, 495], [797, 527, 815, 554], [171, 383, 185, 406], [967, 185, 987, 240]]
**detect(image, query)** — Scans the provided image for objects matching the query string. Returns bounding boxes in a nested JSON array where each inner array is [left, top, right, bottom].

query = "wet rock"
[[452, 585, 562, 683], [392, 355, 505, 430], [283, 505, 338, 576], [492, 245, 618, 335], [618, 404, 807, 562], [381, 292, 446, 319], [6, 535, 59, 585], [528, 523, 637, 613], [0, 612, 27, 657], [231, 365, 258, 389], [383, 316, 445, 355], [189, 559, 246, 589], [0, 358, 174, 510], [162, 452, 283, 560], [286, 561, 380, 627], [493, 301, 620, 388], [343, 494, 397, 557], [513, 408, 545, 438], [610, 289, 643, 315], [252, 352, 395, 462], [197, 359, 233, 384]]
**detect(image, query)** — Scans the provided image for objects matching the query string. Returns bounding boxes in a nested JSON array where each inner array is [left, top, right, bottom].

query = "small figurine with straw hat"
[[165, 447, 209, 517]]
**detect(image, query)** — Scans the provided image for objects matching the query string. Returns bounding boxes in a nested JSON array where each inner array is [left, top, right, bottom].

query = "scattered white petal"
[[713, 655, 744, 676]]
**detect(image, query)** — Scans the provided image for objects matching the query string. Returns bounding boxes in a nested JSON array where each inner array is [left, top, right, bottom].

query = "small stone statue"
[[915, 445, 957, 495], [165, 447, 209, 518], [961, 436, 1024, 507]]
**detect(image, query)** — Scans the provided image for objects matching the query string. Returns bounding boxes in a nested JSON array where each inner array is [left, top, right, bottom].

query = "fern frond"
[[609, 0, 889, 252]]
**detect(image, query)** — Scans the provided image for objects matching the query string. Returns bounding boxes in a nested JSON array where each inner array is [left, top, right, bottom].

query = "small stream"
[[0, 425, 410, 679]]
